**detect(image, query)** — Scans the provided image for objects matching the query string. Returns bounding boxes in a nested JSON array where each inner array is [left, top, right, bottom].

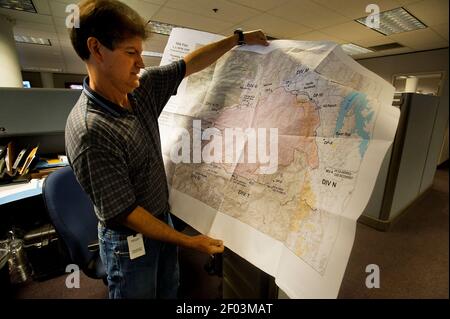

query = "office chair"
[[42, 166, 106, 283]]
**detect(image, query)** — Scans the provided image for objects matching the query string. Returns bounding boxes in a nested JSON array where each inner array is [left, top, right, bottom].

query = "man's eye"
[[126, 51, 135, 55]]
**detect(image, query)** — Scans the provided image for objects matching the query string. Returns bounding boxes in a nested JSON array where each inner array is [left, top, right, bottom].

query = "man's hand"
[[189, 234, 224, 254], [184, 29, 269, 77], [242, 30, 270, 46]]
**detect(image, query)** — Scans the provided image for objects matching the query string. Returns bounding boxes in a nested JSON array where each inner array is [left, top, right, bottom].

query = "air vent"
[[368, 42, 405, 51]]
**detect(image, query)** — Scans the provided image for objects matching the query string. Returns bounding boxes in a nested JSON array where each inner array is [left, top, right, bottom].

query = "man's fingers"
[[210, 245, 224, 254], [211, 239, 223, 246], [255, 31, 269, 46]]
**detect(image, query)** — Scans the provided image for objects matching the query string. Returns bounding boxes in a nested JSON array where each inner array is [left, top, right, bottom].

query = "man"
[[65, 0, 269, 299]]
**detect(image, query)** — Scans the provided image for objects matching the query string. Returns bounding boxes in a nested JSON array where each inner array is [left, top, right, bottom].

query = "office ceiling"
[[0, 0, 448, 74]]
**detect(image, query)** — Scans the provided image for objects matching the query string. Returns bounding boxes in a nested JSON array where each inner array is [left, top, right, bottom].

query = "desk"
[[0, 179, 44, 205]]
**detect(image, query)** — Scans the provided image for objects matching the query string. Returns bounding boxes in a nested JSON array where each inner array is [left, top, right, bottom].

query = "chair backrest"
[[43, 166, 98, 269]]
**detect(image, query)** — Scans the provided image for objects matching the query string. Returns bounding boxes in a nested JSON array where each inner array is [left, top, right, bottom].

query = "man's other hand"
[[190, 235, 224, 254]]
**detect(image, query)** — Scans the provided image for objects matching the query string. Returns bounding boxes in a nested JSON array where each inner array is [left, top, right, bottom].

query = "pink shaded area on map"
[[203, 87, 320, 175]]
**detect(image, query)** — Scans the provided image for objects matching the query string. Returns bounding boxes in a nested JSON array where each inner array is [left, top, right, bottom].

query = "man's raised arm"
[[183, 29, 269, 77]]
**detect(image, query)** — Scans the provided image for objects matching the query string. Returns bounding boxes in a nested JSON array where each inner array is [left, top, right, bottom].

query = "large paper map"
[[158, 28, 400, 298]]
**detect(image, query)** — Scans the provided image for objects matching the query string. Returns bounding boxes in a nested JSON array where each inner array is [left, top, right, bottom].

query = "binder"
[[19, 145, 39, 176], [4, 142, 14, 175], [12, 148, 28, 172]]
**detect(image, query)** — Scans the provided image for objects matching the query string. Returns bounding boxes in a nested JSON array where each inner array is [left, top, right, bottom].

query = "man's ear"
[[86, 37, 103, 62]]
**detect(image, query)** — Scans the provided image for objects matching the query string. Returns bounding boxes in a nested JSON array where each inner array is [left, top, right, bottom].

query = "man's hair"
[[70, 0, 150, 60]]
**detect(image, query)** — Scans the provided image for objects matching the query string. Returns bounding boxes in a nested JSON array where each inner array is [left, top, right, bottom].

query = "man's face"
[[100, 36, 145, 94]]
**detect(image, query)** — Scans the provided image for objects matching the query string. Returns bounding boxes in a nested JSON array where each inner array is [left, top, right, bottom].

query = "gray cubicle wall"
[[420, 80, 449, 193], [361, 93, 444, 229], [0, 88, 81, 136], [389, 94, 440, 219]]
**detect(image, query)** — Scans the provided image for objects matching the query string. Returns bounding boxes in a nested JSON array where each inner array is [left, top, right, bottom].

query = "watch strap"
[[234, 29, 245, 45]]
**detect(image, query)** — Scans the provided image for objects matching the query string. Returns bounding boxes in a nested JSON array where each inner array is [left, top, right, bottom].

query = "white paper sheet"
[[158, 28, 400, 298]]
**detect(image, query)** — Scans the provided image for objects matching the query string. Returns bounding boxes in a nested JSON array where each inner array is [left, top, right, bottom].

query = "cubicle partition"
[[0, 87, 80, 158], [0, 87, 80, 137], [0, 88, 81, 281], [360, 93, 447, 230]]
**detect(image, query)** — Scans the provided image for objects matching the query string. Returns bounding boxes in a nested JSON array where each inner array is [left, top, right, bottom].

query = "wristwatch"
[[234, 28, 245, 45]]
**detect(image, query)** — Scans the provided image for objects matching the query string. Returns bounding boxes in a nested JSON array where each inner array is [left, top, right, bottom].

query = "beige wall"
[[0, 15, 23, 87], [357, 48, 449, 83], [357, 48, 449, 164]]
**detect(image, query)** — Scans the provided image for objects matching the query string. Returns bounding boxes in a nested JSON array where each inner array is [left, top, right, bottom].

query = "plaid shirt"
[[65, 60, 185, 229]]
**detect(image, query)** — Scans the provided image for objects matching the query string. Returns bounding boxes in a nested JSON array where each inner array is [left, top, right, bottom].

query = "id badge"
[[127, 233, 146, 260]]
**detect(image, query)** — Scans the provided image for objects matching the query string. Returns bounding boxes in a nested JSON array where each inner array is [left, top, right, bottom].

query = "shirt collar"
[[83, 77, 135, 117]]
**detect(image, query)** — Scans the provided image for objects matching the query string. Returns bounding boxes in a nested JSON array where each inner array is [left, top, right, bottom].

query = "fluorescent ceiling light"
[[142, 51, 163, 58], [23, 67, 62, 72], [341, 43, 373, 56], [0, 0, 36, 13], [356, 7, 426, 36], [148, 20, 178, 36], [14, 35, 51, 46]]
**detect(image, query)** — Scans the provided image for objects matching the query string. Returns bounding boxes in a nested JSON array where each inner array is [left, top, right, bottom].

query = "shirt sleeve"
[[70, 145, 137, 228], [137, 59, 186, 116]]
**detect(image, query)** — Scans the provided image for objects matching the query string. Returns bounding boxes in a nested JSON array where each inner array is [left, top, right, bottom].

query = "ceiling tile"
[[389, 28, 447, 48], [142, 0, 167, 5], [62, 55, 86, 74], [151, 7, 233, 34], [57, 37, 73, 48], [395, 0, 422, 5], [53, 16, 68, 28], [290, 31, 346, 44], [221, 14, 312, 39], [7, 0, 447, 74], [48, 0, 78, 4], [13, 21, 56, 33], [430, 23, 449, 41], [405, 0, 449, 26], [56, 29, 71, 42], [226, 0, 288, 12], [33, 0, 51, 15], [16, 43, 65, 70], [268, 0, 350, 29], [319, 21, 387, 42], [144, 33, 169, 53], [48, 0, 161, 21], [312, 0, 401, 20], [48, 0, 69, 18], [163, 0, 260, 24], [0, 8, 53, 24], [126, 0, 161, 21]]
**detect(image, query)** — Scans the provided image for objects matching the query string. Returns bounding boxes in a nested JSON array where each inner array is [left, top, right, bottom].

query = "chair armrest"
[[88, 241, 99, 252]]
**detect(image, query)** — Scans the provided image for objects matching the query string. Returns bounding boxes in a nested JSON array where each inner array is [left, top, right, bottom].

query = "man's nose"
[[136, 55, 145, 69]]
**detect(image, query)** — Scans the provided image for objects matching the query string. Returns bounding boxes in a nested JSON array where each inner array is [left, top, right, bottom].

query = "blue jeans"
[[98, 213, 179, 299]]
